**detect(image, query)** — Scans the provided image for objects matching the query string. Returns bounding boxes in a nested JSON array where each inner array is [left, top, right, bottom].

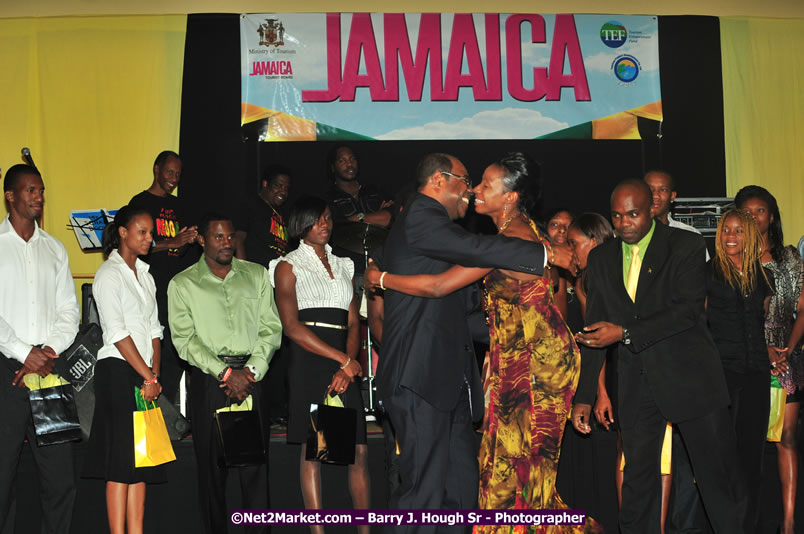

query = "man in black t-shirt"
[[323, 145, 393, 227], [323, 146, 394, 277], [234, 164, 291, 268], [234, 164, 292, 426], [129, 150, 198, 405]]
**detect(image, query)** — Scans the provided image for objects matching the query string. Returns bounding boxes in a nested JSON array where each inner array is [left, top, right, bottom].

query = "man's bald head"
[[612, 179, 652, 208], [610, 179, 656, 244], [612, 178, 650, 202]]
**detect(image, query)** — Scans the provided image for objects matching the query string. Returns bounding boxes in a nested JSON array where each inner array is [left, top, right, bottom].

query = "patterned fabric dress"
[[475, 221, 600, 534], [764, 246, 804, 394]]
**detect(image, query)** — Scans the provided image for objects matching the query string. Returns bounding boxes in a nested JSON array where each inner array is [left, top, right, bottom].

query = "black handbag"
[[214, 402, 266, 468], [29, 381, 82, 447], [305, 394, 357, 465]]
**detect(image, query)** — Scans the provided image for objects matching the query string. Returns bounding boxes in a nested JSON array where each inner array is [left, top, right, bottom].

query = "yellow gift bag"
[[767, 375, 787, 442], [133, 387, 176, 467]]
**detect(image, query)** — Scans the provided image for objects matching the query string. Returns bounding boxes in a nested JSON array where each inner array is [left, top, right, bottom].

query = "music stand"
[[68, 209, 118, 251]]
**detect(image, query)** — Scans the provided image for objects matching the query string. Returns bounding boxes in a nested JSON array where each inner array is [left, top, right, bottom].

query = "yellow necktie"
[[625, 244, 641, 302]]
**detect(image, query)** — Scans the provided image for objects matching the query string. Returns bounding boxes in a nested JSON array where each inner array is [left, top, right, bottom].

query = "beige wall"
[[3, 0, 804, 18]]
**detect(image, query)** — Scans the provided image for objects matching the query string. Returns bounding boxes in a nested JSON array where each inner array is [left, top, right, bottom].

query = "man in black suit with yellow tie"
[[572, 179, 746, 533], [376, 153, 574, 533]]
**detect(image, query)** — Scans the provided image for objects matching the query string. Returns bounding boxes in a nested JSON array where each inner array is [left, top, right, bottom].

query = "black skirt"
[[287, 308, 366, 445], [82, 358, 166, 484]]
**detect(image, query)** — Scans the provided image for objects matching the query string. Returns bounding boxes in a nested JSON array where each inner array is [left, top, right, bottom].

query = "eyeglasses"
[[440, 171, 472, 189]]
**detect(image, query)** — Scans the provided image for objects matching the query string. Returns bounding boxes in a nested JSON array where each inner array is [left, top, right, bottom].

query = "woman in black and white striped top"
[[270, 196, 369, 534]]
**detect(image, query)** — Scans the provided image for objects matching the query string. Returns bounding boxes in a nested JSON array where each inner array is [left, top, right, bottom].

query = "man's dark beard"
[[214, 250, 233, 265], [336, 171, 358, 182]]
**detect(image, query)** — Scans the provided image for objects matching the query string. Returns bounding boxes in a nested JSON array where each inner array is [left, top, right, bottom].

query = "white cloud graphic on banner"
[[376, 107, 568, 140]]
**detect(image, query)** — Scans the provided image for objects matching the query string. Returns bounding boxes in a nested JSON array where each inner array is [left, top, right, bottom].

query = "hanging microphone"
[[21, 147, 37, 169]]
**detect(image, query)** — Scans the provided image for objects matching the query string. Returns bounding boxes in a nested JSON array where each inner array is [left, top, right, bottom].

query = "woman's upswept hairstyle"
[[494, 152, 542, 221], [101, 205, 152, 258]]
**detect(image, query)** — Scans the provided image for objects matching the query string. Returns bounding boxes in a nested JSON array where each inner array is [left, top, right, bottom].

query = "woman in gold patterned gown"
[[366, 153, 599, 533]]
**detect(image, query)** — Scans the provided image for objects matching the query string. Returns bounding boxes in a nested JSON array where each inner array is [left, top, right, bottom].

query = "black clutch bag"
[[305, 394, 357, 465], [29, 383, 82, 447], [214, 405, 266, 468]]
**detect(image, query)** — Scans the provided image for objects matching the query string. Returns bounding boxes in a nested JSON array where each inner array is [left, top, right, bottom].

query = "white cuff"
[[8, 340, 33, 364]]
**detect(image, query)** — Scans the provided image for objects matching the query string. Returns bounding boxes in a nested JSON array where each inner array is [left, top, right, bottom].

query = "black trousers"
[[666, 368, 768, 534], [190, 369, 269, 534], [666, 429, 710, 534], [724, 367, 771, 532], [383, 385, 478, 534], [380, 413, 402, 499], [620, 373, 747, 534], [0, 364, 75, 534]]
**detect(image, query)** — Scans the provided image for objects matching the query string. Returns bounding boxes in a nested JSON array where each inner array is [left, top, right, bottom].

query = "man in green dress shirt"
[[168, 212, 282, 534]]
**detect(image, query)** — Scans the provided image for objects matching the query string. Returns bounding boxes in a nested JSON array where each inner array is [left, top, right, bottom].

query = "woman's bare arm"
[[365, 261, 490, 298]]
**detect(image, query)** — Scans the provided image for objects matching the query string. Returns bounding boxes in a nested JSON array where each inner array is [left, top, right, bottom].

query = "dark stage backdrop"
[[179, 14, 726, 228]]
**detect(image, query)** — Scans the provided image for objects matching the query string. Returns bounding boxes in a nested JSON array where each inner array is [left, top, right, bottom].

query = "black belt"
[[218, 354, 250, 369], [0, 350, 23, 372]]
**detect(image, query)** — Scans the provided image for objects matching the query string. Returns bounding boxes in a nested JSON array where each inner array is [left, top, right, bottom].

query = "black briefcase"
[[305, 397, 356, 465], [214, 407, 266, 467]]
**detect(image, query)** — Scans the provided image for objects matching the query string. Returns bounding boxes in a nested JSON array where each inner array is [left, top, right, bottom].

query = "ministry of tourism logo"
[[258, 18, 285, 47], [612, 54, 641, 84], [600, 21, 627, 48]]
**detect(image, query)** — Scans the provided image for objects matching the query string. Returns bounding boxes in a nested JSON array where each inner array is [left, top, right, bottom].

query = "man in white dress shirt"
[[0, 164, 80, 534]]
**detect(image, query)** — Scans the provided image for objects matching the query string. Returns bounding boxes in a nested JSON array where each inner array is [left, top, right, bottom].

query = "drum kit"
[[331, 221, 389, 414]]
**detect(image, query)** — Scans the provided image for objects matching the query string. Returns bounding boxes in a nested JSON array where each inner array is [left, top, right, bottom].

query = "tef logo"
[[600, 21, 627, 48]]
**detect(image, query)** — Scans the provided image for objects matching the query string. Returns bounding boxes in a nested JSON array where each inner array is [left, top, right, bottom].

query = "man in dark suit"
[[572, 179, 745, 533], [376, 153, 573, 532]]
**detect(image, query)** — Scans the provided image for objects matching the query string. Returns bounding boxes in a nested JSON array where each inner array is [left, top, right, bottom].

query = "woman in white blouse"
[[271, 196, 369, 534], [83, 205, 165, 534]]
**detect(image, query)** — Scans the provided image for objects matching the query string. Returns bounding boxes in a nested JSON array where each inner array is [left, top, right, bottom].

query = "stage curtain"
[[721, 17, 804, 246], [0, 15, 186, 297]]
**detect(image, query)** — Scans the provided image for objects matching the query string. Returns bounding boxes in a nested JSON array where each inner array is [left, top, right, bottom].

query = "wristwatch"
[[621, 327, 632, 345], [356, 212, 365, 222], [217, 367, 230, 382]]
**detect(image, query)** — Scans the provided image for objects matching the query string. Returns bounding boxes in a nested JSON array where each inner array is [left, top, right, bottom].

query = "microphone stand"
[[362, 227, 376, 415]]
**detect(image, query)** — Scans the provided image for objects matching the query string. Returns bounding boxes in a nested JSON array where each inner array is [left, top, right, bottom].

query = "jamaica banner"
[[240, 13, 661, 141]]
